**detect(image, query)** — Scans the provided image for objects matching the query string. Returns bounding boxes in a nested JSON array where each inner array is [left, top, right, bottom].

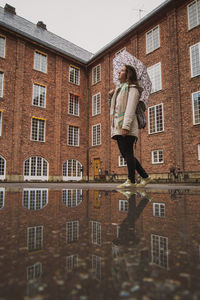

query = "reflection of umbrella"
[[113, 50, 152, 109]]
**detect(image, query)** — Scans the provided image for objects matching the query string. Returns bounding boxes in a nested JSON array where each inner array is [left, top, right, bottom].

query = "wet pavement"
[[0, 183, 200, 300]]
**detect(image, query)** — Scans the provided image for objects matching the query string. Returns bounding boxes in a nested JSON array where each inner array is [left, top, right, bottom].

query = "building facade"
[[0, 0, 199, 182]]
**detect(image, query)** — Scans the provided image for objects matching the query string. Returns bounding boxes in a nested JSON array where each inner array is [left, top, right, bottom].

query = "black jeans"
[[116, 135, 148, 183]]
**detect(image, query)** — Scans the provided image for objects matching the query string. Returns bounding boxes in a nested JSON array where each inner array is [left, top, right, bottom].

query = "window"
[[190, 42, 200, 77], [31, 118, 45, 142], [24, 156, 48, 181], [118, 155, 127, 167], [0, 111, 2, 136], [66, 221, 79, 243], [92, 64, 101, 85], [188, 0, 200, 30], [152, 150, 164, 164], [192, 91, 200, 124], [66, 255, 78, 273], [0, 36, 5, 58], [153, 203, 165, 217], [68, 125, 79, 146], [33, 84, 46, 108], [68, 94, 79, 116], [27, 262, 42, 280], [63, 159, 82, 181], [62, 189, 82, 207], [0, 188, 5, 209], [34, 51, 47, 73], [146, 26, 160, 54], [119, 200, 128, 211], [147, 63, 162, 93], [23, 189, 48, 210], [148, 104, 164, 134], [27, 226, 43, 251], [0, 155, 6, 180], [92, 124, 101, 146], [0, 72, 4, 98], [198, 144, 200, 160], [92, 93, 101, 116], [69, 65, 80, 85], [92, 255, 101, 280], [92, 221, 101, 245], [151, 234, 168, 269]]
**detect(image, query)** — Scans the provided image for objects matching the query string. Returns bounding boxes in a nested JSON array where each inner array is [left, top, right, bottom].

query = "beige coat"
[[111, 85, 139, 138]]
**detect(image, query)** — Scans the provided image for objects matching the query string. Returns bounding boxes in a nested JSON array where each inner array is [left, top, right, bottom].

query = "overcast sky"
[[1, 0, 166, 53]]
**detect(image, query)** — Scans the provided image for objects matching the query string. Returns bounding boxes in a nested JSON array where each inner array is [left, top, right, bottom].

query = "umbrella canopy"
[[113, 50, 152, 109]]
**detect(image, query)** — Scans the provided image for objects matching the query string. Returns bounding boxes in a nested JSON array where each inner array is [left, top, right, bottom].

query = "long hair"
[[125, 64, 143, 94]]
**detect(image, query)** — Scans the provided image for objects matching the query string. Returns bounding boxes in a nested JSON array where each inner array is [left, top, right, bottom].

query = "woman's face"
[[118, 66, 127, 83]]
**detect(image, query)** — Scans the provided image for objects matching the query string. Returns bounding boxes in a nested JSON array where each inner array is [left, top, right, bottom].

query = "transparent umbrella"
[[113, 50, 152, 109]]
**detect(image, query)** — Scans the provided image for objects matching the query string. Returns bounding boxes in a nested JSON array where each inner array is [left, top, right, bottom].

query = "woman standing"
[[110, 64, 151, 188]]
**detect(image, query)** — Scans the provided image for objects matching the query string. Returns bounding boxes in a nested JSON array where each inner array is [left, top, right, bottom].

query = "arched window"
[[63, 159, 82, 181], [62, 189, 83, 207], [0, 188, 5, 209], [0, 155, 6, 180], [24, 156, 48, 181], [23, 189, 48, 210]]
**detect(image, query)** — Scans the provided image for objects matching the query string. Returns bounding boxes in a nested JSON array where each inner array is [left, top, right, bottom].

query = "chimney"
[[37, 21, 47, 30], [4, 4, 16, 14]]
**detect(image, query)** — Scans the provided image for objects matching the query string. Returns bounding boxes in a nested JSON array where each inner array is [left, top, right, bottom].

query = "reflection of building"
[[0, 0, 200, 182], [0, 189, 200, 299]]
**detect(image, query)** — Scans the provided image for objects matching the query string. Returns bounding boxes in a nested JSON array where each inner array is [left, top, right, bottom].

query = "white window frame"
[[92, 64, 101, 85], [24, 156, 49, 181], [31, 118, 46, 142], [118, 155, 127, 167], [119, 200, 128, 211], [92, 124, 101, 146], [92, 221, 101, 245], [146, 25, 160, 54], [62, 189, 83, 206], [92, 93, 101, 116], [34, 51, 47, 73], [63, 159, 83, 181], [68, 125, 79, 146], [23, 188, 48, 210], [0, 155, 6, 180], [147, 62, 162, 93], [152, 149, 164, 164], [68, 93, 79, 116], [188, 0, 200, 30], [66, 254, 78, 272], [0, 187, 5, 209], [192, 91, 200, 125], [198, 144, 200, 160], [148, 103, 164, 134], [92, 255, 101, 280], [190, 42, 200, 78], [0, 72, 4, 98], [66, 221, 79, 243], [153, 203, 165, 217], [27, 262, 42, 280], [27, 225, 43, 251], [151, 234, 168, 269], [0, 36, 6, 58], [69, 65, 80, 85], [32, 83, 46, 108]]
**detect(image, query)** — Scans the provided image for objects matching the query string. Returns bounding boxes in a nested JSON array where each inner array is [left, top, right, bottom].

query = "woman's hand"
[[122, 129, 129, 136], [108, 89, 114, 99]]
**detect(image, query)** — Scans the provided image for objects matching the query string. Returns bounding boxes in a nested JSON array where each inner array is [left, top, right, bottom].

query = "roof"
[[0, 6, 94, 64], [0, 0, 174, 64]]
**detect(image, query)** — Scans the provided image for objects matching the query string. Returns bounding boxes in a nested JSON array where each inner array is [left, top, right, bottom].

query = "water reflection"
[[0, 187, 200, 300]]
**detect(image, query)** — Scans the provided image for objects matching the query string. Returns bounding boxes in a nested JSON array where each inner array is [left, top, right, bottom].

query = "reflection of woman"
[[110, 65, 151, 188]]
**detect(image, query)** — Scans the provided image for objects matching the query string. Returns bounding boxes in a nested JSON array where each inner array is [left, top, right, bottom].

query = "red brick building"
[[0, 0, 199, 182]]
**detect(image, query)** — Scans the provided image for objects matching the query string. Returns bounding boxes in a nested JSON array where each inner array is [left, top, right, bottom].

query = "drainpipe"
[[86, 67, 90, 182]]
